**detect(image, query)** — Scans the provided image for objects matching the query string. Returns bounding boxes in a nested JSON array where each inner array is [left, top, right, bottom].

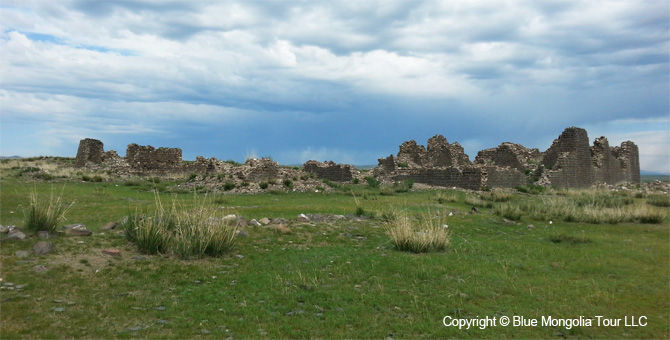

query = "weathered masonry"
[[74, 126, 640, 189], [372, 127, 640, 189]]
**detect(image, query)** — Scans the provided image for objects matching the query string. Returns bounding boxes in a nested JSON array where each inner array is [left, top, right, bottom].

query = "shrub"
[[352, 178, 360, 184], [646, 194, 670, 208], [480, 191, 512, 202], [283, 179, 294, 190], [393, 179, 414, 193], [365, 176, 380, 188], [33, 173, 55, 181], [24, 189, 73, 233], [223, 182, 236, 191], [397, 163, 409, 168], [385, 212, 450, 253], [436, 190, 459, 204], [259, 182, 269, 190], [148, 177, 161, 184], [515, 184, 546, 195], [549, 233, 592, 244], [493, 202, 523, 221], [122, 195, 237, 259], [322, 179, 339, 188]]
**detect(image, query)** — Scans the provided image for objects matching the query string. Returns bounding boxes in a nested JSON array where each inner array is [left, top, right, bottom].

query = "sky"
[[1, 0, 668, 173]]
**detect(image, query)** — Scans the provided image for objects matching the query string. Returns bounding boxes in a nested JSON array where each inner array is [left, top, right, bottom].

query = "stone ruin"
[[372, 127, 640, 189], [303, 160, 355, 182], [74, 126, 639, 190], [75, 138, 104, 167], [125, 143, 182, 171]]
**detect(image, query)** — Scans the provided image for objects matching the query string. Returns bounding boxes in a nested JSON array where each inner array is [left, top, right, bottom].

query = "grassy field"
[[1, 159, 669, 338]]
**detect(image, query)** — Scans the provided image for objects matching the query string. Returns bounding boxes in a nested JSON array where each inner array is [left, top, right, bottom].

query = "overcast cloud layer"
[[1, 0, 668, 173]]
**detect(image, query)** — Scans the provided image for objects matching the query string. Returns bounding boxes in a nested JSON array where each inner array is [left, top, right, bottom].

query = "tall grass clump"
[[24, 188, 74, 233], [122, 194, 237, 259], [385, 211, 450, 253], [646, 194, 670, 208]]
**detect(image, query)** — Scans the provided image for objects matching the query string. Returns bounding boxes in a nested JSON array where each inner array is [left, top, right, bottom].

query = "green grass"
[[1, 159, 669, 338]]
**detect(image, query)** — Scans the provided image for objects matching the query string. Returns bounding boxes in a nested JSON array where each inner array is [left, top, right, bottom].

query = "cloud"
[[0, 0, 667, 173]]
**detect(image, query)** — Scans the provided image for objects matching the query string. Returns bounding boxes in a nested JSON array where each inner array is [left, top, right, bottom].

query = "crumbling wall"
[[425, 135, 471, 167], [484, 166, 529, 188], [591, 137, 622, 184], [75, 138, 105, 167], [541, 127, 595, 188], [475, 143, 541, 171], [304, 160, 354, 182], [396, 140, 427, 167], [239, 158, 280, 181], [393, 167, 484, 190], [613, 141, 640, 184], [126, 143, 182, 171]]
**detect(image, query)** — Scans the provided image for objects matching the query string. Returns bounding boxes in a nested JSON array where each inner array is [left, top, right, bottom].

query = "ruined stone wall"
[[240, 158, 280, 181], [75, 138, 104, 167], [613, 141, 640, 184], [541, 127, 595, 188], [126, 143, 182, 171], [591, 137, 623, 184], [426, 135, 471, 167], [396, 140, 427, 167], [303, 160, 354, 182], [484, 166, 529, 188], [392, 167, 483, 190], [475, 143, 541, 171]]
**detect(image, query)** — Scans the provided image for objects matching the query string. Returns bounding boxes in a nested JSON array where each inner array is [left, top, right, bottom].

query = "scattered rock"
[[102, 248, 121, 257], [527, 224, 536, 230], [100, 222, 119, 230], [236, 230, 249, 238], [7, 231, 26, 240], [33, 241, 53, 255], [0, 225, 9, 233], [200, 329, 211, 334], [51, 307, 66, 312], [235, 254, 245, 259], [15, 250, 31, 258], [32, 265, 48, 274], [156, 320, 169, 325], [258, 217, 271, 225], [297, 214, 310, 222], [459, 292, 469, 299], [274, 224, 292, 234], [132, 256, 148, 261], [37, 231, 53, 239], [249, 219, 262, 227], [154, 306, 166, 311], [502, 218, 516, 226], [222, 214, 237, 221], [63, 224, 92, 236], [470, 207, 480, 213], [551, 262, 561, 268]]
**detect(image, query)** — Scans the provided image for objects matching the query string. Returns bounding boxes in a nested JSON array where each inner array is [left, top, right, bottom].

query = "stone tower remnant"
[[75, 138, 105, 167]]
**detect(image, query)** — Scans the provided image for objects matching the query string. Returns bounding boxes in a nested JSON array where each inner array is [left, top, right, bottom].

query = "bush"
[[322, 179, 339, 188], [24, 189, 73, 233], [259, 182, 269, 190], [494, 203, 523, 221], [393, 179, 414, 193], [283, 179, 294, 190], [646, 194, 670, 208], [223, 182, 236, 191], [122, 195, 237, 259], [436, 191, 459, 204], [480, 191, 512, 202], [515, 185, 546, 195], [385, 212, 450, 253], [365, 176, 380, 188]]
